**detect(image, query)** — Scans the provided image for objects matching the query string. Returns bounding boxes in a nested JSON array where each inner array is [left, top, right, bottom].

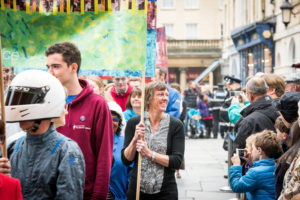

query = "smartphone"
[[237, 148, 245, 158]]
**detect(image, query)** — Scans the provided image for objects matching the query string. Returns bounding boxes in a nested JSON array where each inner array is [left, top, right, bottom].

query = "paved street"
[[177, 138, 237, 200]]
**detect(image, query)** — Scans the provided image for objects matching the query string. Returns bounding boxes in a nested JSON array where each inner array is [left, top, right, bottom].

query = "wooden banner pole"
[[136, 69, 145, 200], [0, 36, 7, 158]]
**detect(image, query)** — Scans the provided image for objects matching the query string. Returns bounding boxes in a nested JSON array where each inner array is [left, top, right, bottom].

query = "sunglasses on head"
[[112, 117, 120, 122]]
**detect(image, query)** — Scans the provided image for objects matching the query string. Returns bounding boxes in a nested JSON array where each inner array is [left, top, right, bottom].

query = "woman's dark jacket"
[[121, 116, 185, 194]]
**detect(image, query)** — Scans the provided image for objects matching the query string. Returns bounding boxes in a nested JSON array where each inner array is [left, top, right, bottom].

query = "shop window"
[[248, 53, 254, 76]]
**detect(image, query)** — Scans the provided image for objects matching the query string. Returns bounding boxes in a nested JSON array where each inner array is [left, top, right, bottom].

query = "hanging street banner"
[[0, 9, 156, 77]]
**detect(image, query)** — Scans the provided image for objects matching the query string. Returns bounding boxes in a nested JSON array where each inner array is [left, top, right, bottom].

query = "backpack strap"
[[51, 137, 66, 155], [15, 136, 26, 153]]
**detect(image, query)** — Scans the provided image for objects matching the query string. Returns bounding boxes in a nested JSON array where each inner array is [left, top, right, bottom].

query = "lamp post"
[[280, 0, 292, 27]]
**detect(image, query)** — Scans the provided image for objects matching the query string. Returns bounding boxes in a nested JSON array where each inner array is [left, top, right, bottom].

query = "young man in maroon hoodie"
[[110, 77, 133, 111], [46, 42, 114, 200]]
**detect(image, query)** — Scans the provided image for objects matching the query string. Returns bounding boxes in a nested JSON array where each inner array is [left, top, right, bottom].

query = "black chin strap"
[[25, 120, 42, 133]]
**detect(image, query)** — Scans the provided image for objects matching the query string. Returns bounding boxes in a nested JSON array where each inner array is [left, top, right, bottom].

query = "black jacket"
[[233, 96, 279, 149], [183, 89, 198, 108], [209, 89, 227, 112]]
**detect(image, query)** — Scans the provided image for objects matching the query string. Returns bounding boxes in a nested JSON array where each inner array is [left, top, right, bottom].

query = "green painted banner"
[[0, 9, 148, 76]]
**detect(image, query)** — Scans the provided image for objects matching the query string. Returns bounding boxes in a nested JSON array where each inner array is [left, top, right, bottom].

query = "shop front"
[[231, 23, 274, 85]]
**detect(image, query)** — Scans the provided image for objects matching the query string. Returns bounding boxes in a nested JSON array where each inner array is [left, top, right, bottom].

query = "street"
[[177, 138, 237, 200]]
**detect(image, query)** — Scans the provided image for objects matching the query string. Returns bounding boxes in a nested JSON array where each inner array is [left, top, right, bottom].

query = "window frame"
[[185, 23, 198, 40], [184, 0, 199, 10], [161, 0, 176, 10]]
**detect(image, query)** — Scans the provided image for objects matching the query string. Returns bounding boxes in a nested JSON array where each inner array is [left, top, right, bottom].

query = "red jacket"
[[57, 79, 114, 200], [0, 173, 22, 200], [110, 83, 133, 111]]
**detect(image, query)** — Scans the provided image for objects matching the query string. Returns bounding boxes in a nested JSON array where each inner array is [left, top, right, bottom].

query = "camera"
[[230, 91, 244, 103], [237, 149, 245, 158]]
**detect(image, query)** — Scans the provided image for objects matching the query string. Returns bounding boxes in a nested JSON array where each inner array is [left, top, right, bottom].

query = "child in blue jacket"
[[229, 130, 283, 200]]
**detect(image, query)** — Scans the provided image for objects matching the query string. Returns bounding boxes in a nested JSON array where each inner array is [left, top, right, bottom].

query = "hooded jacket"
[[110, 83, 133, 111], [9, 124, 85, 200], [229, 158, 276, 200], [57, 79, 114, 200], [233, 96, 279, 150]]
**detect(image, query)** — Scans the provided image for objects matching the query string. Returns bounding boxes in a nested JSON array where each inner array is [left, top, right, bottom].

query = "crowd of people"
[[0, 40, 300, 200], [226, 72, 300, 200], [0, 42, 184, 200]]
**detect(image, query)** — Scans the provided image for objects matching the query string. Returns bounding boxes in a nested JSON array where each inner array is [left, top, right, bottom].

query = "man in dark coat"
[[233, 77, 279, 150], [183, 81, 198, 137], [183, 81, 198, 109]]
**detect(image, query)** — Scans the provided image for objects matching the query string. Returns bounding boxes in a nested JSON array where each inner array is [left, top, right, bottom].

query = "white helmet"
[[108, 101, 124, 123], [5, 70, 66, 122]]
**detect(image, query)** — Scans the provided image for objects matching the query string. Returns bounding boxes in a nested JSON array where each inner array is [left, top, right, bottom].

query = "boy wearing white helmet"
[[0, 70, 85, 200]]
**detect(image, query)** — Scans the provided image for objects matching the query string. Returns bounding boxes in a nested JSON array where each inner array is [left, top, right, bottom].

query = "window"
[[289, 38, 296, 64], [164, 24, 175, 38], [162, 0, 175, 9], [185, 24, 198, 39], [184, 0, 199, 9], [218, 0, 224, 10]]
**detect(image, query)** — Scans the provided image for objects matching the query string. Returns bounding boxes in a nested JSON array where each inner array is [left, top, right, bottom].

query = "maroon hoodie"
[[57, 79, 113, 200], [110, 83, 133, 111]]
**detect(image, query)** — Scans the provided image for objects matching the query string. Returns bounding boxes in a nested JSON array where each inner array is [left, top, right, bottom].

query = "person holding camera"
[[229, 130, 283, 200], [228, 90, 249, 125]]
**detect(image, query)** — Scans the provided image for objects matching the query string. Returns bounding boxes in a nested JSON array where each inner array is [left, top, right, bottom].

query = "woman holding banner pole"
[[121, 81, 185, 200]]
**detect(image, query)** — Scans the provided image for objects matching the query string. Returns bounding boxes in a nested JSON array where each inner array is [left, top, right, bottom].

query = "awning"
[[193, 59, 220, 83]]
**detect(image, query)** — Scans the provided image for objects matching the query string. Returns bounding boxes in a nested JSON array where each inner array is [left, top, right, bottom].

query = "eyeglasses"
[[112, 117, 120, 122]]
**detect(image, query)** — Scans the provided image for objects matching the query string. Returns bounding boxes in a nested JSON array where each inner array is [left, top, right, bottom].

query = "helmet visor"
[[5, 86, 50, 106]]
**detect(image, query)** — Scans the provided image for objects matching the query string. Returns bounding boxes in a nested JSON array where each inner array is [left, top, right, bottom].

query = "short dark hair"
[[275, 116, 290, 134], [156, 66, 167, 79], [45, 42, 81, 74], [254, 130, 283, 159], [126, 87, 142, 109], [170, 82, 181, 93]]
